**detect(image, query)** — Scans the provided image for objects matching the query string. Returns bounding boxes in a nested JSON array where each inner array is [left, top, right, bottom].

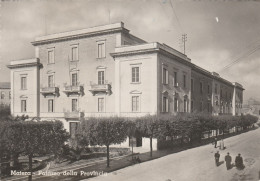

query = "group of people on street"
[[214, 151, 244, 170]]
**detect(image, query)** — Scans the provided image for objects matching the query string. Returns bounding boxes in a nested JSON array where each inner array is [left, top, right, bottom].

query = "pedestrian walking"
[[225, 152, 232, 170], [235, 153, 244, 169], [214, 137, 218, 148], [214, 151, 220, 166]]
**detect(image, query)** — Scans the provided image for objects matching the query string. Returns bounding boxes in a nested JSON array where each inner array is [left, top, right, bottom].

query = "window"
[[191, 100, 194, 112], [9, 91, 11, 99], [70, 122, 79, 138], [72, 99, 77, 112], [21, 100, 26, 112], [72, 73, 77, 86], [220, 89, 223, 98], [162, 97, 168, 112], [48, 99, 54, 112], [98, 71, 105, 85], [191, 79, 194, 92], [215, 84, 218, 94], [207, 84, 210, 94], [200, 82, 203, 94], [162, 68, 168, 84], [71, 46, 78, 61], [207, 102, 211, 113], [21, 76, 27, 90], [48, 75, 54, 87], [48, 49, 54, 64], [173, 72, 178, 86], [132, 67, 140, 83], [98, 98, 104, 112], [184, 99, 187, 112], [1, 92, 4, 99], [174, 97, 178, 112], [230, 92, 232, 100], [132, 96, 140, 112], [200, 101, 203, 112], [97, 41, 105, 58], [183, 74, 186, 88]]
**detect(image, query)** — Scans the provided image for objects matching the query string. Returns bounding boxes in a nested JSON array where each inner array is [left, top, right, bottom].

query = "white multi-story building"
[[8, 22, 244, 145]]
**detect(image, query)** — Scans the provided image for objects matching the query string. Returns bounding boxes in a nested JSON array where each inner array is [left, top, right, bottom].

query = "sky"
[[0, 0, 260, 101]]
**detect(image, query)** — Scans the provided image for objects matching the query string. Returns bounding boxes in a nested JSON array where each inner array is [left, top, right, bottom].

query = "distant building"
[[247, 98, 260, 105], [0, 82, 11, 106], [7, 22, 244, 137]]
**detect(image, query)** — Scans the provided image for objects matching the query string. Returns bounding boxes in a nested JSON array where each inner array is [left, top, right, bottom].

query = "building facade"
[[8, 22, 244, 134], [0, 82, 11, 106]]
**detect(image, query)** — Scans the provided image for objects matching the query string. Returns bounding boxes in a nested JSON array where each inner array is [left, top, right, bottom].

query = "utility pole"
[[182, 34, 187, 55]]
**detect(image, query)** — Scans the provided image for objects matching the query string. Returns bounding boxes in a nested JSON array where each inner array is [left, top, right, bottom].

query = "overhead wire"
[[169, 0, 184, 33], [218, 43, 260, 73]]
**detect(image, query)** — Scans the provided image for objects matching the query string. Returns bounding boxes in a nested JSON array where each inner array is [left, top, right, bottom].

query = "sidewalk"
[[4, 127, 257, 181], [4, 147, 185, 181]]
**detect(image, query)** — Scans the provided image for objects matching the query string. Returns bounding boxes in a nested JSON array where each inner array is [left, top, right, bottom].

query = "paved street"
[[88, 127, 260, 181]]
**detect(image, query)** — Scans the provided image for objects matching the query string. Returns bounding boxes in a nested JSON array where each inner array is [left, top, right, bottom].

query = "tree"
[[79, 117, 129, 167], [126, 120, 136, 161], [135, 115, 159, 157], [4, 120, 69, 181]]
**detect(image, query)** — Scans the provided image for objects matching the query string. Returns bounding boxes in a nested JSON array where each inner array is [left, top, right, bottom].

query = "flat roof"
[[112, 42, 190, 62], [32, 22, 127, 45], [7, 58, 42, 69]]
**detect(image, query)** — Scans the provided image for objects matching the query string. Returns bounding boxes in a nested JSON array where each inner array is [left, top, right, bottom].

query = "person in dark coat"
[[225, 152, 232, 170], [214, 151, 220, 166], [235, 153, 244, 169], [214, 137, 218, 148]]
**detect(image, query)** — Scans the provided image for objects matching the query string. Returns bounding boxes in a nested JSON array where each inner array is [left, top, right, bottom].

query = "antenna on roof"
[[182, 34, 187, 55]]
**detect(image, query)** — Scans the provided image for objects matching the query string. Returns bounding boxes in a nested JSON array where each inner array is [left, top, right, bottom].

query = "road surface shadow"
[[231, 172, 254, 181], [217, 161, 224, 167]]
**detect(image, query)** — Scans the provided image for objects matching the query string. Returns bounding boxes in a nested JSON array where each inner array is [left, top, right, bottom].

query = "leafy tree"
[[135, 115, 159, 157], [4, 120, 69, 181], [79, 117, 129, 167]]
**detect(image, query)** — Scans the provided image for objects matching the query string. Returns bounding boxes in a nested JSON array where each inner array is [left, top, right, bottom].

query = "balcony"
[[64, 111, 85, 119], [40, 87, 59, 97], [89, 82, 112, 96], [63, 83, 84, 97]]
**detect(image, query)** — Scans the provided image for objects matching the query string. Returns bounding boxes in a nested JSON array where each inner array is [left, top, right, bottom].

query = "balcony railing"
[[40, 87, 59, 97], [63, 84, 84, 96], [89, 83, 112, 96], [64, 111, 85, 119]]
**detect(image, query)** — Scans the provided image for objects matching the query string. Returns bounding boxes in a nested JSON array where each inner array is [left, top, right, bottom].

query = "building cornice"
[[111, 42, 192, 67], [233, 82, 245, 90], [213, 75, 234, 87], [7, 58, 42, 69], [110, 48, 158, 57], [157, 48, 192, 67], [32, 22, 128, 46], [191, 64, 212, 78]]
